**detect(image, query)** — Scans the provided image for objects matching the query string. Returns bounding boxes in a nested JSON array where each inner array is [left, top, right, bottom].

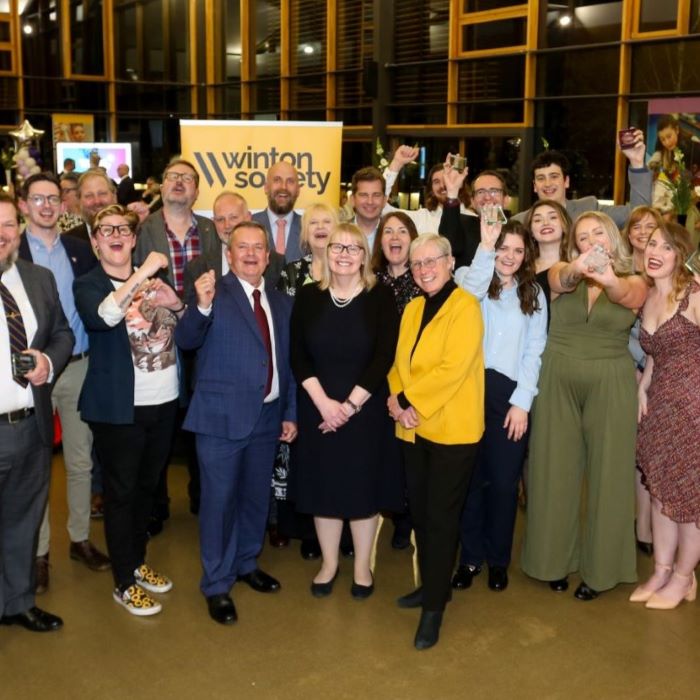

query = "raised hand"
[[194, 269, 216, 309], [389, 145, 420, 172], [620, 128, 646, 169], [141, 251, 169, 278]]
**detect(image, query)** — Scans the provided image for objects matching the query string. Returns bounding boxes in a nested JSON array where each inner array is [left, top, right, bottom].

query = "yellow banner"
[[180, 120, 343, 212]]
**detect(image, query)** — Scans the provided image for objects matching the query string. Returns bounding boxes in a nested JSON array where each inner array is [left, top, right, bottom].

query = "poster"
[[52, 113, 95, 146]]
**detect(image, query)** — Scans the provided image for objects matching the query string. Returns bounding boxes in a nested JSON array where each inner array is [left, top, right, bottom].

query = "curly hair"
[[487, 221, 541, 315], [424, 163, 471, 211], [643, 222, 693, 307]]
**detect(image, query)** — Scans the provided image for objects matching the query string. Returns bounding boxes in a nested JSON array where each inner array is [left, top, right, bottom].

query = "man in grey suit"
[[184, 191, 284, 305], [0, 194, 74, 632], [513, 129, 651, 228], [251, 161, 303, 262]]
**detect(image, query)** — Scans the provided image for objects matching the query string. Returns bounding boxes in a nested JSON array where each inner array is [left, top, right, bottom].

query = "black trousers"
[[459, 370, 529, 568], [90, 400, 178, 590], [403, 435, 477, 612]]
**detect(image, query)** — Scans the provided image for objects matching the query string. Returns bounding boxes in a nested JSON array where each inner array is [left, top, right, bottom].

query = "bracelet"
[[345, 398, 361, 414], [171, 303, 186, 314]]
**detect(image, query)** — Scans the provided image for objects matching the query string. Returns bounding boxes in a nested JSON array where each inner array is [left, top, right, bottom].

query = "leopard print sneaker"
[[113, 584, 162, 616]]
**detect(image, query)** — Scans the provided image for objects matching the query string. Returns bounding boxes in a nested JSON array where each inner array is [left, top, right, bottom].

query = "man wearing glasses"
[[18, 173, 110, 593]]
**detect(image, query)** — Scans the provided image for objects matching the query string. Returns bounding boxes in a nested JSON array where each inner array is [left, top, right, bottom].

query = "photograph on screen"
[[56, 142, 133, 182]]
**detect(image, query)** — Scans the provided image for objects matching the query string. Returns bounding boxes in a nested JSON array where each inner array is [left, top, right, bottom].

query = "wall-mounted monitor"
[[55, 142, 133, 181]]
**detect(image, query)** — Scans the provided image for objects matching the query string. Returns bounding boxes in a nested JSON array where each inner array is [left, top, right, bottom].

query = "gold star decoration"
[[9, 119, 45, 147]]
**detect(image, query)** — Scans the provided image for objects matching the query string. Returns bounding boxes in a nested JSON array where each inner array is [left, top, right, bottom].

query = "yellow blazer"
[[388, 287, 484, 445]]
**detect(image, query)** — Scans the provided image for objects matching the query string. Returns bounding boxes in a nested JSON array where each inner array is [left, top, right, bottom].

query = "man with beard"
[[252, 161, 303, 262], [64, 169, 118, 244], [0, 193, 73, 632]]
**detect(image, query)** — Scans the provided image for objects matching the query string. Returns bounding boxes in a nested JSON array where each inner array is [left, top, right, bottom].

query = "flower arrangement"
[[658, 147, 695, 218]]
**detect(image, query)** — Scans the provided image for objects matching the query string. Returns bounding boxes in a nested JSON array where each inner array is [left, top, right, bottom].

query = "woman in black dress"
[[291, 223, 401, 599]]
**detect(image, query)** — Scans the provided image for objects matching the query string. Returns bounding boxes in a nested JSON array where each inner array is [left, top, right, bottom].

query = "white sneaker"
[[134, 563, 173, 593], [113, 584, 162, 616]]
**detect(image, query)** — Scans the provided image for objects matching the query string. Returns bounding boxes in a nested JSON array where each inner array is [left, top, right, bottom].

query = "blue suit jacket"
[[175, 273, 296, 440], [251, 209, 303, 263]]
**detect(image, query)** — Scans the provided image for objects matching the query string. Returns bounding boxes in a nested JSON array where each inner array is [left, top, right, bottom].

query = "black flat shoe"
[[206, 594, 237, 624], [300, 539, 322, 560], [238, 568, 280, 593], [549, 577, 569, 592], [351, 575, 374, 600], [310, 569, 339, 598], [488, 566, 508, 592], [451, 564, 481, 590], [396, 587, 422, 609], [414, 610, 443, 650], [574, 582, 599, 601], [636, 539, 654, 557], [0, 606, 63, 632]]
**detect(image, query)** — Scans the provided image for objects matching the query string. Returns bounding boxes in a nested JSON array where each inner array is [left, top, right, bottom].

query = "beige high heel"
[[645, 572, 697, 610], [629, 563, 672, 603]]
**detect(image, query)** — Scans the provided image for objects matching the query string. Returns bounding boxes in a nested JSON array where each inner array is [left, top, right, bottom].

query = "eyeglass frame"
[[164, 171, 197, 184], [409, 253, 448, 271], [328, 242, 364, 257], [27, 194, 62, 207], [95, 223, 135, 238]]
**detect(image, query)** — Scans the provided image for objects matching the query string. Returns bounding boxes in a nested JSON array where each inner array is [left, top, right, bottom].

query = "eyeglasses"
[[28, 194, 61, 207], [96, 224, 134, 238], [473, 188, 503, 198], [164, 171, 196, 184], [409, 254, 447, 271], [328, 243, 363, 257]]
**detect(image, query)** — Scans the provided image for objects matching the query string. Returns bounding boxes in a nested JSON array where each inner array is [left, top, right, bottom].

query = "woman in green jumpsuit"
[[521, 211, 648, 599]]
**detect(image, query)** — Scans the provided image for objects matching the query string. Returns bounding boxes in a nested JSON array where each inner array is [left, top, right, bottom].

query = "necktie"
[[252, 289, 273, 396], [275, 218, 287, 255], [0, 279, 29, 387]]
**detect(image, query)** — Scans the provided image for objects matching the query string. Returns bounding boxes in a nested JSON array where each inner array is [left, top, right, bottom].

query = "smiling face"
[[0, 201, 20, 271], [410, 241, 453, 297], [471, 174, 505, 215], [380, 216, 412, 270], [533, 164, 569, 205], [80, 174, 117, 224], [265, 161, 300, 215], [93, 214, 136, 272], [327, 231, 365, 281], [212, 194, 250, 245], [305, 207, 335, 255], [21, 180, 62, 232], [226, 225, 270, 286], [495, 232, 526, 285], [628, 213, 658, 254], [644, 229, 676, 280], [574, 217, 611, 255], [430, 169, 448, 204], [529, 204, 563, 246], [352, 179, 386, 224]]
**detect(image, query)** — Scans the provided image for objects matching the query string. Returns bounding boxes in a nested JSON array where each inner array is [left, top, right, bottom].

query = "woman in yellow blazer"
[[388, 232, 484, 650]]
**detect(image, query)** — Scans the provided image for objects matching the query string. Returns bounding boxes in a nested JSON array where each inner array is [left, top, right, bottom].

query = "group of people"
[[1, 130, 698, 652]]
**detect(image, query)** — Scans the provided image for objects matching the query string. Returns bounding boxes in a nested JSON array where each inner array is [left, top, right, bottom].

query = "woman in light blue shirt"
[[452, 218, 547, 592]]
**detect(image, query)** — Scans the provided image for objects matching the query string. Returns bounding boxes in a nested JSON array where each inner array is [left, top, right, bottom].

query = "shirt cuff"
[[43, 353, 54, 383], [98, 292, 126, 327], [397, 392, 411, 411], [444, 198, 460, 208], [509, 386, 534, 412], [628, 166, 649, 173], [197, 304, 213, 316]]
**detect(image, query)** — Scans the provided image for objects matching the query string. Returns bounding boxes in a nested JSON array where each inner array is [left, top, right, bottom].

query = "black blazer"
[[64, 222, 91, 245], [13, 260, 74, 445], [438, 204, 481, 270], [117, 176, 139, 205]]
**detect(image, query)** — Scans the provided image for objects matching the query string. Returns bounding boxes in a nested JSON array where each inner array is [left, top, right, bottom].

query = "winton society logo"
[[193, 146, 331, 195]]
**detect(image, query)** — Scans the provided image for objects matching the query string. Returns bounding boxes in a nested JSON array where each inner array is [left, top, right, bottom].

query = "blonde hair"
[[318, 223, 376, 291], [300, 203, 339, 253], [92, 204, 139, 232], [567, 211, 634, 276]]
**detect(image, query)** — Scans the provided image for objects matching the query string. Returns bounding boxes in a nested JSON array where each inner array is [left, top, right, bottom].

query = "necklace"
[[329, 284, 361, 308]]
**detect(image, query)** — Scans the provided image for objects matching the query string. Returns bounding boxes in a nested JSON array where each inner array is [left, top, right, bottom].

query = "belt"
[[69, 351, 89, 364], [0, 407, 35, 424]]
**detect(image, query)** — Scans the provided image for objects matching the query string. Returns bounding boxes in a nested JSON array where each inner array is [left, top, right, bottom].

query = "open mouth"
[[646, 257, 664, 271], [539, 226, 555, 236]]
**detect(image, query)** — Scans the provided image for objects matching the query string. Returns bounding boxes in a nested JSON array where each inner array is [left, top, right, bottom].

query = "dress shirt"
[[455, 245, 548, 411], [220, 243, 230, 276], [24, 229, 88, 354], [0, 265, 38, 412], [265, 210, 295, 251]]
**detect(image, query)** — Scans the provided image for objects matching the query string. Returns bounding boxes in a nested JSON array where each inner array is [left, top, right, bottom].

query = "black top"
[[439, 202, 481, 269], [376, 266, 421, 315]]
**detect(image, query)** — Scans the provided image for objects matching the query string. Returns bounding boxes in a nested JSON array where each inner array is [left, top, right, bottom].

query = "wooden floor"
[[2, 455, 699, 700]]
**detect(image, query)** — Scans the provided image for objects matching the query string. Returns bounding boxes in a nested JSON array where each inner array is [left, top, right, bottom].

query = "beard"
[[0, 247, 18, 273], [268, 190, 296, 216]]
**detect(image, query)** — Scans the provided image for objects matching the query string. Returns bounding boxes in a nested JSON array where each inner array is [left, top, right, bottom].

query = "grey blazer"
[[251, 209, 303, 262]]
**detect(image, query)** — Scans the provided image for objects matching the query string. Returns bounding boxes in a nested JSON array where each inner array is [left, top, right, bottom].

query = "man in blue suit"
[[175, 221, 297, 625], [251, 161, 303, 263]]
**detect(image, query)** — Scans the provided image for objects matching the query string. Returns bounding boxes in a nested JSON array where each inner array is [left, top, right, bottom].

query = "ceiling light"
[[558, 14, 572, 27], [22, 24, 32, 35]]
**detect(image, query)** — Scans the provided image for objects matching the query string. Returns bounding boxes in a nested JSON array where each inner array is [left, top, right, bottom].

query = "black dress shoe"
[[574, 582, 599, 601], [488, 566, 508, 592], [414, 610, 443, 650], [636, 539, 654, 557], [206, 594, 237, 625], [340, 543, 355, 558], [396, 587, 422, 608], [238, 568, 280, 593], [549, 577, 569, 592], [0, 606, 63, 632], [300, 539, 322, 560], [350, 575, 374, 600], [310, 569, 339, 598], [451, 564, 481, 590]]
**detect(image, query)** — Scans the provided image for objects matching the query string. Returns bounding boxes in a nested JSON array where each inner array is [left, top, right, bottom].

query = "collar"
[[24, 228, 61, 250], [237, 275, 266, 298]]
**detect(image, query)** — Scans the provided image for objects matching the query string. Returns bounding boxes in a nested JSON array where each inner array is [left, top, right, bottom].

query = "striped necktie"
[[0, 279, 29, 387]]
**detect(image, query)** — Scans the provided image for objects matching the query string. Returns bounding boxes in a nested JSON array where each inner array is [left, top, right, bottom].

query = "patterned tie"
[[275, 218, 287, 255], [252, 289, 273, 396], [0, 279, 29, 387]]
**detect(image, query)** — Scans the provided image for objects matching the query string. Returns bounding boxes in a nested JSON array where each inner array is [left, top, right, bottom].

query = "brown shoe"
[[70, 540, 111, 571], [35, 554, 49, 594], [268, 526, 289, 549]]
